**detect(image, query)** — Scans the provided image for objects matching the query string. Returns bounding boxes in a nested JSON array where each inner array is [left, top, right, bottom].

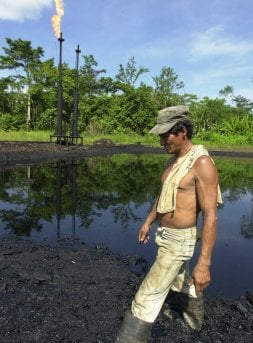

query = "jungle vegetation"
[[0, 38, 252, 146]]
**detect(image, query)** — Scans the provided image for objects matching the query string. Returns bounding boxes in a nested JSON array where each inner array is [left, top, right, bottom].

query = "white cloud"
[[188, 64, 252, 93], [190, 25, 253, 60], [196, 64, 253, 83], [0, 0, 52, 21]]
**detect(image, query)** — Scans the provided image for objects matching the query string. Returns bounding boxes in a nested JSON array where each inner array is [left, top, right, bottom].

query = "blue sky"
[[0, 0, 252, 101]]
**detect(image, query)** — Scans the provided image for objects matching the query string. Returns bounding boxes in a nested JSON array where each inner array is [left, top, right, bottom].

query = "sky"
[[0, 0, 252, 101]]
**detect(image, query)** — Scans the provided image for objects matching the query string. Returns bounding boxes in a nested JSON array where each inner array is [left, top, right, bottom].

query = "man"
[[116, 105, 222, 342]]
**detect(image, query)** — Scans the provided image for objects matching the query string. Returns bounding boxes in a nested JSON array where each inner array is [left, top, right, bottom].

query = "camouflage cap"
[[149, 105, 189, 134]]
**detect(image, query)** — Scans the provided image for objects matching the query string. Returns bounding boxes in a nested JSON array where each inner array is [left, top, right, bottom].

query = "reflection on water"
[[0, 154, 252, 298]]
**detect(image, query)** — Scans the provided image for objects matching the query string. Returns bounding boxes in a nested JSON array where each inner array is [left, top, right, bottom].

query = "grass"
[[0, 130, 252, 152], [0, 130, 52, 142], [0, 130, 158, 146]]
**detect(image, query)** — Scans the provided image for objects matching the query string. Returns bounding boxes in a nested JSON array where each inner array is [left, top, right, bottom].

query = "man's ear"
[[181, 126, 187, 136]]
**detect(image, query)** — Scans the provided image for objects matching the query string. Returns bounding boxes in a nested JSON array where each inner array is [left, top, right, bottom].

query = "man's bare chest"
[[161, 164, 196, 190]]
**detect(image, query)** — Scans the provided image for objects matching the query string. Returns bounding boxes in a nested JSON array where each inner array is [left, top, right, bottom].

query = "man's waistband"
[[158, 225, 197, 231], [157, 226, 197, 238]]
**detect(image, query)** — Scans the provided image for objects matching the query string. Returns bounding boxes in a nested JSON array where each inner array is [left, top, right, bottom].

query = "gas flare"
[[51, 0, 64, 38]]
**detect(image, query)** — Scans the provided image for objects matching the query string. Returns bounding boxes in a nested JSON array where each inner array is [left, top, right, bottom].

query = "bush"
[[0, 113, 25, 131]]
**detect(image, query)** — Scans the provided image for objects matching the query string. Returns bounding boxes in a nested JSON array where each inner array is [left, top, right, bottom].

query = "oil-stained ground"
[[0, 141, 253, 342], [0, 236, 253, 343]]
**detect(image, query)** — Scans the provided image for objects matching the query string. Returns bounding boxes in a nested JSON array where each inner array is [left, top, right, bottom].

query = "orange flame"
[[51, 0, 64, 38]]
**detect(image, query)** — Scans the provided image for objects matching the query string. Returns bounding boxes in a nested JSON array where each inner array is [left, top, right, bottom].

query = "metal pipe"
[[55, 32, 64, 137], [71, 44, 81, 137]]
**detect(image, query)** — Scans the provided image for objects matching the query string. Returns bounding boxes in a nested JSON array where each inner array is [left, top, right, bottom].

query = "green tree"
[[219, 85, 253, 113], [181, 93, 198, 106], [219, 85, 234, 102], [190, 97, 231, 134], [79, 55, 106, 96], [0, 77, 11, 114], [232, 95, 253, 113], [0, 38, 44, 128], [115, 56, 149, 86], [0, 75, 27, 129], [30, 58, 58, 130], [78, 55, 109, 130], [90, 83, 157, 135], [152, 66, 184, 108]]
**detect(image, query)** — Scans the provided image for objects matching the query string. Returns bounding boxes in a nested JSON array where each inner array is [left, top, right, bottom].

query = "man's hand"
[[138, 223, 151, 244], [191, 263, 211, 295]]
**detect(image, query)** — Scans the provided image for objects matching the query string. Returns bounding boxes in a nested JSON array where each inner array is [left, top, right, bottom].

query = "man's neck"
[[177, 141, 193, 158]]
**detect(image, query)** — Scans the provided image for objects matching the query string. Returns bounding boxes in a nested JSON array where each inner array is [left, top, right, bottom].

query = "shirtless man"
[[116, 105, 222, 343]]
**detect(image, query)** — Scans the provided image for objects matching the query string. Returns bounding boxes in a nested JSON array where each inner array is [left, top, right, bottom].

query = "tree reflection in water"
[[0, 154, 252, 240], [0, 166, 43, 236], [214, 157, 253, 239], [240, 198, 253, 239], [0, 154, 252, 297]]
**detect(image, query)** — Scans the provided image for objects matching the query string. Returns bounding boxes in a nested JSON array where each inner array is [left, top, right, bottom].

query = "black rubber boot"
[[163, 291, 204, 331], [116, 311, 152, 343], [180, 293, 204, 331]]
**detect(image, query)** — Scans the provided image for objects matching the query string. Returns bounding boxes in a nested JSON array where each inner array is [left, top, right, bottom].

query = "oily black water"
[[0, 154, 252, 298]]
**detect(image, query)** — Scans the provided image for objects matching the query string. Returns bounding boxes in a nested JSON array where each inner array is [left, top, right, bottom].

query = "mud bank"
[[0, 236, 253, 343], [0, 141, 253, 167], [0, 141, 164, 167]]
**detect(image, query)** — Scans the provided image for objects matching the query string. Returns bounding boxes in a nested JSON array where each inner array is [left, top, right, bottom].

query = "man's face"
[[159, 130, 185, 154]]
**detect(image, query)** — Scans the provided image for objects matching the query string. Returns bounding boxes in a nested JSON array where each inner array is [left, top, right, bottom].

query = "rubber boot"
[[180, 293, 204, 331], [116, 311, 152, 343]]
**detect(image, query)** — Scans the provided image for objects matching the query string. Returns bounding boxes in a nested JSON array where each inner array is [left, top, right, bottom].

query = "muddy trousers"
[[132, 226, 198, 323]]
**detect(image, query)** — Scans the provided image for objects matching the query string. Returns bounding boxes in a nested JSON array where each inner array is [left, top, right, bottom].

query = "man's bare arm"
[[138, 198, 159, 244], [191, 156, 218, 294]]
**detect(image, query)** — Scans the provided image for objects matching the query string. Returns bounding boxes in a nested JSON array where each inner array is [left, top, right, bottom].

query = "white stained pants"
[[132, 226, 198, 323]]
